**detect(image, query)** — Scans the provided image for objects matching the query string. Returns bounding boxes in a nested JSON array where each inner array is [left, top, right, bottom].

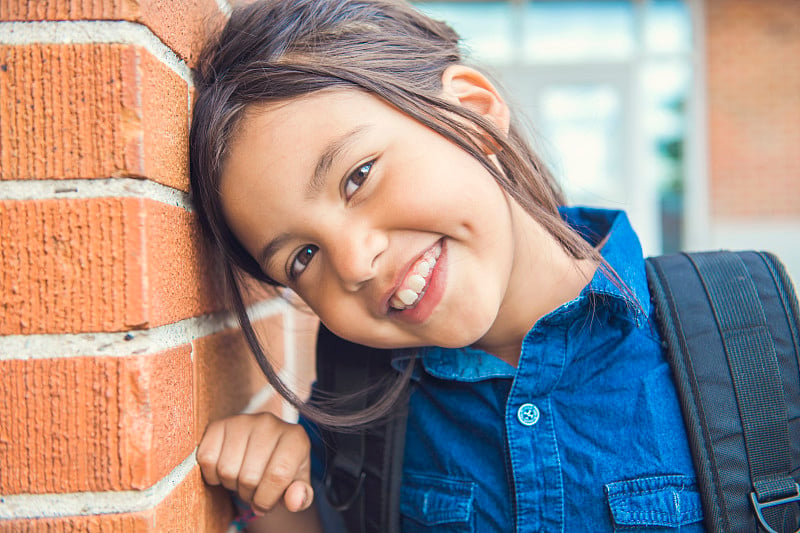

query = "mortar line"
[[0, 177, 193, 209], [0, 20, 192, 85], [281, 307, 300, 422], [241, 383, 277, 415], [0, 450, 197, 519], [239, 363, 304, 417], [0, 298, 289, 361]]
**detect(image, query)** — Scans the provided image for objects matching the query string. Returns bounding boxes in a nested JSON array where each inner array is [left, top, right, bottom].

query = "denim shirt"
[[309, 207, 704, 533]]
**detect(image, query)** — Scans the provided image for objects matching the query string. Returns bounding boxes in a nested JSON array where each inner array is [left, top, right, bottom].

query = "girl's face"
[[220, 68, 572, 356]]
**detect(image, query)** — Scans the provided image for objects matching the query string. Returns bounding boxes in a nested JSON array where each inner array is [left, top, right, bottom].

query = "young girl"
[[190, 1, 703, 531]]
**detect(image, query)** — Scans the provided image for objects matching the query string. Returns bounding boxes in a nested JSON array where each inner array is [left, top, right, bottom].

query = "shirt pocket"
[[400, 471, 475, 533], [605, 475, 704, 532]]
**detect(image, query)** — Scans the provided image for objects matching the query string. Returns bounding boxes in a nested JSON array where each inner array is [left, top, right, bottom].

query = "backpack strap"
[[315, 324, 409, 533], [646, 251, 800, 533]]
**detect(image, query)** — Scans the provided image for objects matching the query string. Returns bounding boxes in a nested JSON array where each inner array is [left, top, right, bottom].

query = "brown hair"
[[189, 0, 601, 429]]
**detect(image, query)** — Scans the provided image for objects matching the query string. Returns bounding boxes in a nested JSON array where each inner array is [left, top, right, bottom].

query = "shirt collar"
[[393, 206, 651, 382], [560, 206, 651, 325]]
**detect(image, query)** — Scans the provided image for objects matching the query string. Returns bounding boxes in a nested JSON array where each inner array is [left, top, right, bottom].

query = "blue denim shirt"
[[310, 207, 704, 533]]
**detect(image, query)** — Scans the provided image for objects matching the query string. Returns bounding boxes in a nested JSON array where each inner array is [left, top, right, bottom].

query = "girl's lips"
[[388, 239, 447, 324], [388, 243, 442, 310]]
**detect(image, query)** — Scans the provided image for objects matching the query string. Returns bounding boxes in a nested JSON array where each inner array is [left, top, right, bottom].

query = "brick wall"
[[0, 1, 318, 530], [706, 0, 800, 218]]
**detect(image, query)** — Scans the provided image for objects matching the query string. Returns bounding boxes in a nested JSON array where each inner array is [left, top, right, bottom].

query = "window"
[[416, 0, 693, 254]]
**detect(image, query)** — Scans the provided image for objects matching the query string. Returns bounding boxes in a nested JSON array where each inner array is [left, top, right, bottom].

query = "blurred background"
[[0, 2, 796, 527], [415, 0, 800, 282]]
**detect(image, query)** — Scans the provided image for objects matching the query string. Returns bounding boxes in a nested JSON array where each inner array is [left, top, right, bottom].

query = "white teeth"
[[397, 289, 419, 306], [407, 274, 426, 292], [389, 243, 442, 311]]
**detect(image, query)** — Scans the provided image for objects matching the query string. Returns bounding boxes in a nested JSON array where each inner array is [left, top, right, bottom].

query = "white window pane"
[[415, 2, 515, 62], [644, 0, 692, 54], [524, 2, 636, 63], [538, 85, 625, 205]]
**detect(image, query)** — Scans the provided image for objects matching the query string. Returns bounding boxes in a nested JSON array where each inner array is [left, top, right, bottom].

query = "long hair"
[[189, 0, 602, 429]]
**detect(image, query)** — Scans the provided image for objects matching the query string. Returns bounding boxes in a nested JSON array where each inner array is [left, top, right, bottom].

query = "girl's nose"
[[329, 226, 388, 291]]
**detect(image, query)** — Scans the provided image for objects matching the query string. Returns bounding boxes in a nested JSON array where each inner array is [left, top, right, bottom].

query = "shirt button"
[[517, 403, 540, 426]]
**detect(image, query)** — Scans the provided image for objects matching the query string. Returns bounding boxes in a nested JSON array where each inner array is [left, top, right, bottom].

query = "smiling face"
[[219, 69, 592, 359]]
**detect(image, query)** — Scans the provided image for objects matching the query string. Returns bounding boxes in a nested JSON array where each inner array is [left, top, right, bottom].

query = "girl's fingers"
[[197, 413, 312, 514], [251, 426, 312, 513], [196, 421, 225, 486], [236, 422, 280, 504], [214, 419, 251, 492], [284, 479, 314, 512]]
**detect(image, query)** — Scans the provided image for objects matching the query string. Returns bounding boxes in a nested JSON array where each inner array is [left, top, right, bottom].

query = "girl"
[[190, 1, 703, 531]]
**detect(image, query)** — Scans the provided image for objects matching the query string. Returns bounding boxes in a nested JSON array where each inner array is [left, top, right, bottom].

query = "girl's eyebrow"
[[306, 124, 372, 199]]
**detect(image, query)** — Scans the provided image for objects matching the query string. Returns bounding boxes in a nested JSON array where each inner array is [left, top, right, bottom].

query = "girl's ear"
[[440, 65, 510, 135]]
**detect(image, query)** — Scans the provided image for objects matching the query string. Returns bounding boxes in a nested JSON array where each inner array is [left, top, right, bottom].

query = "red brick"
[[706, 0, 800, 217], [194, 314, 283, 432], [0, 44, 189, 190], [0, 346, 193, 495], [0, 467, 233, 532], [0, 198, 225, 335], [155, 467, 234, 533], [0, 0, 223, 66], [143, 200, 225, 329]]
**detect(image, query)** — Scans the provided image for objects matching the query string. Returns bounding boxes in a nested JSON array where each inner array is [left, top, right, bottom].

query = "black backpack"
[[316, 251, 800, 533]]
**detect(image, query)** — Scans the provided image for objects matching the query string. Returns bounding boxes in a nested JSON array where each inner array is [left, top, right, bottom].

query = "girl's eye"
[[344, 160, 374, 199], [289, 245, 318, 279]]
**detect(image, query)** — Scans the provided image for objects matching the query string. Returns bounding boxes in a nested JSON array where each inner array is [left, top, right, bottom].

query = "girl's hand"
[[197, 412, 314, 515]]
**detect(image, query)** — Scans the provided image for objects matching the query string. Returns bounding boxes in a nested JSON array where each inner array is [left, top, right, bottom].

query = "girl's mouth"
[[389, 242, 442, 311]]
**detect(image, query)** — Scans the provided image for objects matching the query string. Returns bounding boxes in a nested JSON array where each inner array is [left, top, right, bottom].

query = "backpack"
[[316, 251, 800, 533]]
